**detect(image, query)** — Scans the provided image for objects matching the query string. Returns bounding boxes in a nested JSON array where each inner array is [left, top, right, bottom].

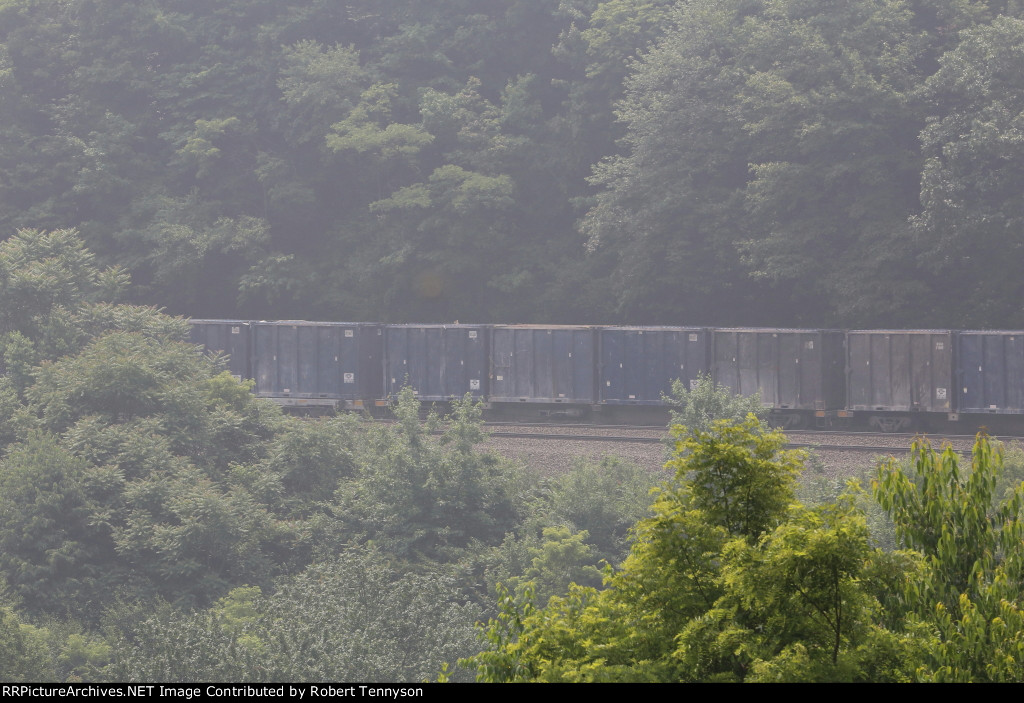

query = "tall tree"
[[462, 417, 908, 682], [874, 436, 1024, 682], [583, 0, 972, 326], [914, 14, 1024, 326]]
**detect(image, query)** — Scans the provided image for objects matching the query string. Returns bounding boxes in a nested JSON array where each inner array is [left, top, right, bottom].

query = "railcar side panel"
[[252, 321, 383, 405], [385, 324, 488, 401], [490, 326, 596, 403], [713, 329, 845, 412], [599, 327, 710, 405], [847, 330, 954, 412], [958, 331, 1024, 414], [189, 319, 251, 381]]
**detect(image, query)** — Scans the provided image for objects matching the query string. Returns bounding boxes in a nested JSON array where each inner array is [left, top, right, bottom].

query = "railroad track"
[[365, 420, 1022, 468], [487, 431, 944, 455], [482, 424, 1024, 455], [473, 423, 1024, 477], [482, 421, 1024, 439]]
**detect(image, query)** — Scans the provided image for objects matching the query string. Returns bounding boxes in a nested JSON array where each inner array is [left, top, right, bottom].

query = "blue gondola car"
[[489, 325, 597, 404], [251, 321, 383, 408], [189, 319, 251, 382], [957, 330, 1024, 414], [384, 324, 488, 401], [599, 326, 710, 405]]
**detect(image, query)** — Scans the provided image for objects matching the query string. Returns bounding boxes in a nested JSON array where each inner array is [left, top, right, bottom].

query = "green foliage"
[[464, 415, 869, 682], [462, 416, 954, 682], [0, 229, 117, 336], [0, 331, 37, 396], [113, 466, 277, 608], [0, 0, 1020, 327], [665, 373, 768, 435], [874, 436, 1022, 613], [0, 231, 303, 616], [0, 432, 112, 618], [580, 0, 967, 325], [1000, 440, 1024, 499], [874, 435, 1024, 681], [107, 552, 483, 683], [677, 498, 886, 682], [532, 455, 657, 563], [326, 83, 433, 162], [205, 371, 255, 412], [0, 376, 33, 451], [798, 459, 899, 552], [242, 414, 358, 519], [277, 40, 366, 146], [28, 332, 208, 435], [255, 555, 482, 682], [0, 606, 55, 682], [330, 389, 526, 562], [502, 526, 603, 606], [914, 15, 1024, 325], [103, 600, 263, 683], [669, 416, 802, 541]]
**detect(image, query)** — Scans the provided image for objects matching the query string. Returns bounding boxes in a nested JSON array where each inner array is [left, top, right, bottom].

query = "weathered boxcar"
[[846, 330, 955, 430], [384, 324, 488, 401], [489, 325, 597, 404], [189, 319, 251, 382], [599, 326, 710, 405], [712, 328, 846, 427], [957, 330, 1024, 414], [251, 321, 383, 408]]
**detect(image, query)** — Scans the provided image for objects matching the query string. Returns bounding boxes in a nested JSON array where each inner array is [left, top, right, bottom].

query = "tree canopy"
[[2, 1, 1024, 325], [462, 420, 1024, 682]]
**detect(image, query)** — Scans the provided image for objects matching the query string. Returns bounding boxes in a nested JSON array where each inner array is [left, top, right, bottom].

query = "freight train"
[[189, 320, 1024, 433]]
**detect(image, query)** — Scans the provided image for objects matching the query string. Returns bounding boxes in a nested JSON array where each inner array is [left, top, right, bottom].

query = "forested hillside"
[[0, 229, 662, 681], [1, 231, 1023, 682], [2, 0, 1023, 326]]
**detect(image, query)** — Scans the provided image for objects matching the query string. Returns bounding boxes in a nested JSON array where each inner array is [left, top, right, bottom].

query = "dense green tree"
[[328, 390, 526, 562], [0, 377, 33, 452], [914, 15, 1024, 326], [0, 0, 604, 323], [874, 436, 1024, 681], [666, 373, 768, 435], [0, 230, 295, 614], [581, 0, 974, 325], [464, 417, 812, 681], [462, 428, 1024, 683], [106, 552, 483, 682], [0, 433, 113, 618], [5, 0, 1024, 327], [0, 606, 55, 682], [498, 526, 604, 607], [532, 455, 656, 563], [675, 497, 901, 682], [461, 416, 936, 682]]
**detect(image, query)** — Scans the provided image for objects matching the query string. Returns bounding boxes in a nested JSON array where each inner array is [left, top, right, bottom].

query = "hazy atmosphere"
[[3, 0, 1024, 685], [2, 0, 1023, 327]]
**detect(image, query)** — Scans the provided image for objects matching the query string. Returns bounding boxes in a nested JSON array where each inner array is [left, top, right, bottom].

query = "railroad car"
[[599, 326, 709, 406], [489, 325, 597, 407], [189, 319, 250, 382], [844, 330, 955, 432], [957, 331, 1024, 415], [712, 328, 846, 428], [383, 324, 488, 403], [250, 321, 383, 409], [187, 319, 1024, 432]]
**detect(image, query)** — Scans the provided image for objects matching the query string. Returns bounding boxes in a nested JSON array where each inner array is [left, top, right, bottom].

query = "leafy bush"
[[664, 372, 768, 435], [328, 390, 527, 562], [105, 552, 482, 683]]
